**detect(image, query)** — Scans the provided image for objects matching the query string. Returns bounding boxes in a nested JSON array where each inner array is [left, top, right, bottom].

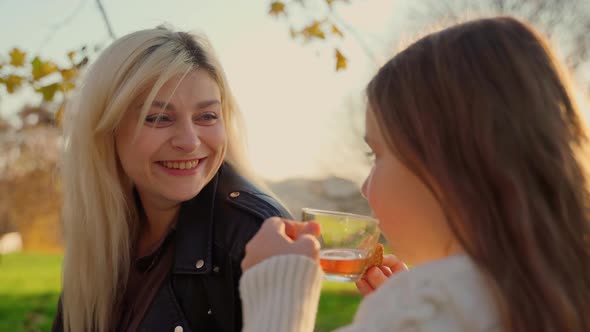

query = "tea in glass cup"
[[301, 208, 381, 282]]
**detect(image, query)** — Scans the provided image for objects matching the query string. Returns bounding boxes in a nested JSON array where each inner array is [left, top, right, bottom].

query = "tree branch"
[[96, 0, 116, 40], [36, 0, 88, 53]]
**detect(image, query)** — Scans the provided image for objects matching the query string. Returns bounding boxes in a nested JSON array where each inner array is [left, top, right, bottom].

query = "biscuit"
[[366, 243, 384, 267]]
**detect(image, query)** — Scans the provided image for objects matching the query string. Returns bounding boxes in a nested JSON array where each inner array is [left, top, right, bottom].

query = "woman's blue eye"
[[196, 112, 219, 123], [145, 114, 171, 124]]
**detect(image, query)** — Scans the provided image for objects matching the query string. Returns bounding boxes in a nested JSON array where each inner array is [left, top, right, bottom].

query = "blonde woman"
[[51, 27, 290, 332]]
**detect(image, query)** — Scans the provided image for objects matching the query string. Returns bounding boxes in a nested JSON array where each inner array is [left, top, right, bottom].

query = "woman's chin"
[[166, 190, 202, 203]]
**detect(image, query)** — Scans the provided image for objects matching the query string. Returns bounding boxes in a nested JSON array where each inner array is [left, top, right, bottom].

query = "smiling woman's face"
[[115, 69, 226, 206]]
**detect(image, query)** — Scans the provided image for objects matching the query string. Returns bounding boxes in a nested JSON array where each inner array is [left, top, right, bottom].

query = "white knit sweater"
[[240, 254, 502, 332]]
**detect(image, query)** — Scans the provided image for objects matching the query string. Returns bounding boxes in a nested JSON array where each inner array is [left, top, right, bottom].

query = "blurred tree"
[[0, 117, 11, 133], [0, 0, 114, 124], [0, 47, 89, 117], [410, 0, 590, 88], [0, 6, 110, 245], [0, 112, 62, 251]]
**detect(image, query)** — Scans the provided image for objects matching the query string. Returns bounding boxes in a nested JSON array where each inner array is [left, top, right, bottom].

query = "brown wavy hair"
[[367, 16, 590, 331]]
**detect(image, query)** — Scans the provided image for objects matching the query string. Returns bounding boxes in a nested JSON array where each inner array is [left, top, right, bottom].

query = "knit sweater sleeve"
[[240, 254, 497, 332], [239, 255, 324, 332]]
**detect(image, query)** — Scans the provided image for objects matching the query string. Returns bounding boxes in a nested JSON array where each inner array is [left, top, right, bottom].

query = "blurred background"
[[0, 0, 588, 331]]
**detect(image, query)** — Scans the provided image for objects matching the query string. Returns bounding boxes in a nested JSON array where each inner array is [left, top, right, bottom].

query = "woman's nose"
[[171, 121, 200, 153]]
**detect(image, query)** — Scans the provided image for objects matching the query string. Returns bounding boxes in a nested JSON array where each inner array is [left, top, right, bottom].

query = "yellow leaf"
[[60, 81, 76, 92], [326, 0, 349, 7], [60, 68, 78, 81], [37, 83, 60, 102], [302, 21, 326, 41], [269, 1, 286, 17], [67, 51, 76, 62], [335, 49, 347, 71], [9, 48, 27, 67], [32, 57, 58, 81], [332, 24, 344, 38], [4, 75, 23, 93]]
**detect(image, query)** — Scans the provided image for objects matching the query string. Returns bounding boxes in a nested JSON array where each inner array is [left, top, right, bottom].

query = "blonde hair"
[[60, 26, 255, 332]]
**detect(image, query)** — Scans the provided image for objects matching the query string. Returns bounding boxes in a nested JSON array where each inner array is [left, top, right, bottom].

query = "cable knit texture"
[[240, 254, 501, 332], [240, 255, 324, 332]]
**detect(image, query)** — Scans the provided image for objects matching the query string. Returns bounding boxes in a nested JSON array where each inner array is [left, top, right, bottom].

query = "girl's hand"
[[355, 254, 408, 296], [241, 217, 321, 272]]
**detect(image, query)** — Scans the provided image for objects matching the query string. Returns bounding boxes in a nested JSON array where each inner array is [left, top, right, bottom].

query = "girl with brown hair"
[[239, 16, 590, 331]]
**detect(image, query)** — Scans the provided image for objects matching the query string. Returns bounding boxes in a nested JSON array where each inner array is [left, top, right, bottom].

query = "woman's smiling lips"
[[156, 158, 206, 176]]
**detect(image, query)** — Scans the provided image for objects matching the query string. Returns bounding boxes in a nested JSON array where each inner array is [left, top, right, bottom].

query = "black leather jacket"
[[52, 163, 291, 332]]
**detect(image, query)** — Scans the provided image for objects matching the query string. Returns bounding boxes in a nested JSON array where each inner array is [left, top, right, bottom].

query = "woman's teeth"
[[161, 160, 199, 170]]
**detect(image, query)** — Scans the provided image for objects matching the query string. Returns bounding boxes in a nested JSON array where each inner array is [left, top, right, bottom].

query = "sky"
[[0, 0, 410, 182], [1, 0, 588, 182]]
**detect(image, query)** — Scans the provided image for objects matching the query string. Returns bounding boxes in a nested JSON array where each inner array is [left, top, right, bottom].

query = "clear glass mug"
[[302, 208, 381, 282]]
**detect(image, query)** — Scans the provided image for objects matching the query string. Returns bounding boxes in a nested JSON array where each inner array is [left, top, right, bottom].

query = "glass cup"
[[302, 208, 381, 282]]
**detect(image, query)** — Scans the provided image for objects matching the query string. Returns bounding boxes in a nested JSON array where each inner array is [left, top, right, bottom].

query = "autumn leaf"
[[332, 24, 344, 38], [60, 81, 76, 92], [3, 75, 24, 93], [301, 21, 326, 41], [31, 57, 58, 81], [37, 83, 60, 102], [1, 48, 90, 113], [269, 1, 286, 17], [9, 48, 27, 67], [335, 48, 347, 71], [60, 68, 78, 81], [326, 0, 350, 7], [67, 51, 76, 62]]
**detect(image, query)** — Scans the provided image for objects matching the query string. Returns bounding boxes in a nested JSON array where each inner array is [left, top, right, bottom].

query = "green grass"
[[0, 253, 62, 332], [316, 282, 361, 331], [0, 253, 361, 332]]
